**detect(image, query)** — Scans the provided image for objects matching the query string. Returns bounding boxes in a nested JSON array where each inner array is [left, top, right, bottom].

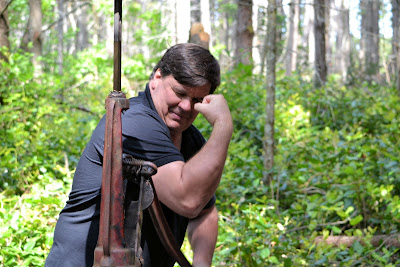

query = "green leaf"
[[23, 237, 38, 251], [332, 226, 341, 234], [260, 248, 270, 259], [350, 215, 363, 226], [372, 252, 387, 263], [352, 241, 364, 254], [268, 256, 280, 264]]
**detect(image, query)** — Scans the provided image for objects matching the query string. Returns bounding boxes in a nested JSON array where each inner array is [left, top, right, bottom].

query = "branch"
[[285, 212, 357, 233], [314, 234, 400, 248], [0, 0, 13, 18], [69, 104, 96, 115], [41, 1, 91, 33]]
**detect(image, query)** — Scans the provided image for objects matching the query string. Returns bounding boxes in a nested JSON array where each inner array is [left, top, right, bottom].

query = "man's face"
[[150, 70, 211, 137]]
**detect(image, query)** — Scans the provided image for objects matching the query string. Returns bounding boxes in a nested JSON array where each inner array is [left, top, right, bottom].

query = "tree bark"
[[314, 0, 327, 87], [57, 0, 64, 75], [392, 0, 400, 95], [75, 0, 89, 52], [360, 0, 380, 82], [314, 234, 400, 248], [285, 0, 300, 75], [334, 0, 350, 81], [0, 0, 10, 61], [263, 0, 276, 185], [256, 2, 267, 74], [324, 0, 331, 74], [176, 0, 191, 43], [201, 0, 211, 40], [304, 1, 315, 66], [234, 0, 254, 66], [28, 0, 42, 71], [191, 0, 201, 24]]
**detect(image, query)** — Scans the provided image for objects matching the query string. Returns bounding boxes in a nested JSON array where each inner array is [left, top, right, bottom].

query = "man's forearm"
[[181, 119, 232, 211], [188, 205, 218, 267]]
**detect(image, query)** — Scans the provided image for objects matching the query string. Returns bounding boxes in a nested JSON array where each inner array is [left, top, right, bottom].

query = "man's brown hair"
[[149, 43, 220, 93]]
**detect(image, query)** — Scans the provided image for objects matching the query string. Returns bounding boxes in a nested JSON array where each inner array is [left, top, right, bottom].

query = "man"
[[46, 43, 233, 267]]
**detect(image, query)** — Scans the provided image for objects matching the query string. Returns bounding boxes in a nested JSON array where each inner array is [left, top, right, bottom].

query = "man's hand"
[[194, 94, 232, 129]]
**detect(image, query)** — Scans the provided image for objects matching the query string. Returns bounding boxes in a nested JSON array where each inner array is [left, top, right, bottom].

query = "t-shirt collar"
[[144, 83, 157, 112]]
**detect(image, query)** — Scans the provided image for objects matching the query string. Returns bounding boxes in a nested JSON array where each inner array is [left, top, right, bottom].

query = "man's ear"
[[154, 69, 162, 79], [150, 69, 162, 90]]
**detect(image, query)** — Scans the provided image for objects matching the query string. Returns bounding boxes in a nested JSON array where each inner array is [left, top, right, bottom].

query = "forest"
[[0, 0, 399, 266]]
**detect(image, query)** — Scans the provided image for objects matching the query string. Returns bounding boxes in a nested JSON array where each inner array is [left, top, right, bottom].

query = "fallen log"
[[314, 234, 400, 248]]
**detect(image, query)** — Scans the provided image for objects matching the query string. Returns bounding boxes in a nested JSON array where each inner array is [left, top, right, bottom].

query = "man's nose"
[[179, 98, 192, 111]]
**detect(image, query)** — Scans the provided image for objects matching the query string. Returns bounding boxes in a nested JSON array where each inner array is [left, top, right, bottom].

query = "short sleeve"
[[121, 105, 184, 167]]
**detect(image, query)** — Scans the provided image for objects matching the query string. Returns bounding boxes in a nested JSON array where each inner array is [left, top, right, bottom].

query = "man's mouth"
[[170, 111, 185, 120]]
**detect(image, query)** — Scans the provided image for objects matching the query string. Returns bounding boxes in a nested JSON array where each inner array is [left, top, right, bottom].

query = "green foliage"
[[0, 2, 170, 265], [0, 179, 69, 266], [208, 66, 400, 266], [1, 4, 400, 265]]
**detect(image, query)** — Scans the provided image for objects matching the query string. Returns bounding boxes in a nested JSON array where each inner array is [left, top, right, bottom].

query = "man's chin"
[[167, 121, 190, 133]]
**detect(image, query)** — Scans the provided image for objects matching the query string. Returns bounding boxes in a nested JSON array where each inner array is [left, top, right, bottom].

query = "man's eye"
[[193, 98, 203, 103]]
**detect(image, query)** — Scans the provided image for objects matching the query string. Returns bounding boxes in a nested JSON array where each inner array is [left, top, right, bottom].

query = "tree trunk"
[[224, 0, 230, 51], [276, 0, 285, 58], [360, 0, 380, 82], [392, 0, 400, 95], [285, 0, 300, 75], [66, 1, 76, 54], [314, 234, 400, 248], [57, 0, 64, 75], [335, 0, 350, 81], [0, 0, 10, 61], [189, 0, 211, 49], [263, 0, 276, 185], [29, 0, 43, 71], [176, 0, 191, 43], [255, 1, 267, 74], [314, 0, 327, 87], [235, 0, 254, 66], [75, 0, 89, 52], [325, 0, 332, 75], [191, 0, 201, 24], [304, 1, 315, 66], [201, 0, 211, 41]]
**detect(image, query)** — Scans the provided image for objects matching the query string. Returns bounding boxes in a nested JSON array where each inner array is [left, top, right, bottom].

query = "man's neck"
[[170, 132, 182, 151]]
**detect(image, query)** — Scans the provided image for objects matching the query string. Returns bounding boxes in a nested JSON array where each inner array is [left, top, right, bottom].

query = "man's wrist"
[[192, 261, 211, 267]]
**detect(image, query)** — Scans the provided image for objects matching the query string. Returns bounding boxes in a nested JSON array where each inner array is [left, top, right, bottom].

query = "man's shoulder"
[[124, 96, 162, 123]]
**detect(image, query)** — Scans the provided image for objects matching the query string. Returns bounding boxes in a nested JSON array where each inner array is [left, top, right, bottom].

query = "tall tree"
[[392, 0, 400, 95], [28, 0, 43, 71], [303, 1, 315, 66], [285, 0, 300, 75], [253, 1, 266, 73], [75, 1, 89, 52], [314, 0, 327, 87], [176, 0, 191, 43], [360, 0, 380, 81], [325, 0, 331, 73], [0, 0, 10, 61], [201, 0, 211, 38], [191, 0, 201, 24], [334, 0, 350, 80], [234, 0, 254, 66], [263, 0, 276, 186], [189, 0, 211, 49], [57, 0, 64, 75]]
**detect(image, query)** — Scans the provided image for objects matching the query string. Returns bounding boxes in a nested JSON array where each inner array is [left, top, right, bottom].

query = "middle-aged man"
[[45, 43, 233, 267]]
